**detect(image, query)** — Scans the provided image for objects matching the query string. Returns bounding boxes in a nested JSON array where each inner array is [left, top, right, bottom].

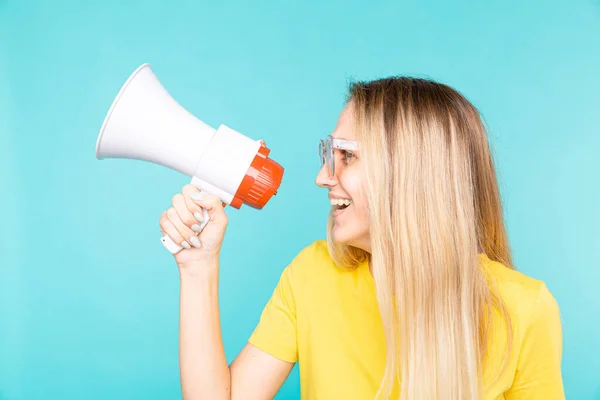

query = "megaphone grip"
[[160, 207, 210, 254], [161, 235, 184, 254]]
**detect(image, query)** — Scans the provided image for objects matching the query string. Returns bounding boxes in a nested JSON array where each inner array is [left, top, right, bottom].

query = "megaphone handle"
[[160, 207, 210, 254]]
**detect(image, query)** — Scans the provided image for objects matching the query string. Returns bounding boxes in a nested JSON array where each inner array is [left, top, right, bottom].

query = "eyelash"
[[339, 150, 356, 163]]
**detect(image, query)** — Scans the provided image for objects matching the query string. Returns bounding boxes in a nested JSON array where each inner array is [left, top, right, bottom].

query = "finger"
[[183, 184, 227, 208], [159, 212, 192, 249], [188, 191, 222, 211], [159, 211, 168, 234], [172, 193, 204, 233], [186, 190, 226, 219], [167, 207, 201, 248], [191, 195, 227, 224], [181, 185, 208, 224]]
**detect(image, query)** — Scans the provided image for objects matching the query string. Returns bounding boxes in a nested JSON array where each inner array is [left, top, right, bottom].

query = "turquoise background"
[[1, 0, 599, 399]]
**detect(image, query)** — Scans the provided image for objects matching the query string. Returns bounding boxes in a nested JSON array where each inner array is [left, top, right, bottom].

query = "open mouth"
[[331, 198, 352, 215]]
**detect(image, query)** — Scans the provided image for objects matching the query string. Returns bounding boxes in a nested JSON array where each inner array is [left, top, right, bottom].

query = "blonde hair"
[[327, 77, 513, 399]]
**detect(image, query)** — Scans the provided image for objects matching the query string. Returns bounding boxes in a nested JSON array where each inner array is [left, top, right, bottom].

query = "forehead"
[[331, 103, 355, 140]]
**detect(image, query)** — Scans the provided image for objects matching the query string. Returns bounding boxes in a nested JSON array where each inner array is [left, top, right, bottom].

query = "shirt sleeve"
[[506, 282, 565, 400], [248, 258, 300, 364]]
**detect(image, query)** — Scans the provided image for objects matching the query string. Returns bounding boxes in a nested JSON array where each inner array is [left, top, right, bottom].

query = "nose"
[[315, 164, 337, 188]]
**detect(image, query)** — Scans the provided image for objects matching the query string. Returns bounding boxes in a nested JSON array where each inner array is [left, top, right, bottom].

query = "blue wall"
[[1, 1, 599, 398]]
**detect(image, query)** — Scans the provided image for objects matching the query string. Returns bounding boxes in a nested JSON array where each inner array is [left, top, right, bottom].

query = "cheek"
[[340, 173, 369, 225], [352, 200, 370, 229], [340, 170, 365, 201]]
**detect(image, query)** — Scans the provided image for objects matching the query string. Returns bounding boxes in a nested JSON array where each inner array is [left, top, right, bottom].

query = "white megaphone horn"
[[95, 63, 284, 254]]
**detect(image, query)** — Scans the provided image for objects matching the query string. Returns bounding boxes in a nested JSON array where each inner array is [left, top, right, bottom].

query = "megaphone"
[[95, 63, 284, 254]]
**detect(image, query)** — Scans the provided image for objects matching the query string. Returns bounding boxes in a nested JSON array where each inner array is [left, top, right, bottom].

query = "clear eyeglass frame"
[[318, 134, 359, 176]]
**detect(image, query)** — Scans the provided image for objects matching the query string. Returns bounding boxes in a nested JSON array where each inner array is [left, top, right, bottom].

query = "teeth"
[[330, 198, 352, 206]]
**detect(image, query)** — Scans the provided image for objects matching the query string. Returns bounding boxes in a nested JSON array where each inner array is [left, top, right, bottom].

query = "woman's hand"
[[159, 184, 228, 268]]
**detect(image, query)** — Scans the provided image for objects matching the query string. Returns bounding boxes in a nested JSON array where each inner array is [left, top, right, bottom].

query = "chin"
[[331, 225, 351, 244], [332, 226, 368, 249]]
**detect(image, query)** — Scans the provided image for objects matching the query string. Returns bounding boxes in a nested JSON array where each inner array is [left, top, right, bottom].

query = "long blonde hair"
[[327, 77, 513, 399]]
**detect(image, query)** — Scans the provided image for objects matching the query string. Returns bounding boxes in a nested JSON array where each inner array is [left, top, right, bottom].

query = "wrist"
[[178, 257, 220, 279]]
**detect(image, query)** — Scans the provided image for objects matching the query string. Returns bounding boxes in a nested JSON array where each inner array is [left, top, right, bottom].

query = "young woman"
[[159, 77, 565, 399]]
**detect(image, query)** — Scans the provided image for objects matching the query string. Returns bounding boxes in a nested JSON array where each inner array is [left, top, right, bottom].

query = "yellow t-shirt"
[[249, 240, 564, 399]]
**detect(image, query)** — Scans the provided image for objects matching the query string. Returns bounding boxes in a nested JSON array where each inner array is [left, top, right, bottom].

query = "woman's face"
[[315, 104, 371, 252]]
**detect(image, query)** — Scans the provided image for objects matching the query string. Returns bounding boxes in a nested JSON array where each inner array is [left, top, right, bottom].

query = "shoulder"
[[288, 239, 331, 265], [283, 240, 333, 277], [278, 240, 339, 290], [481, 255, 562, 337], [481, 254, 544, 302]]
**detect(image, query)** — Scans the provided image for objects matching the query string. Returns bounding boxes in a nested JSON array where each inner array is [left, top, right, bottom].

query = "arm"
[[230, 343, 295, 399], [505, 283, 565, 400], [178, 261, 229, 400], [179, 262, 294, 400], [159, 186, 295, 400]]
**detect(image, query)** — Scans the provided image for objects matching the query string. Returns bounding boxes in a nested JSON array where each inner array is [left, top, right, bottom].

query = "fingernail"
[[191, 224, 202, 233], [181, 241, 191, 249], [189, 236, 201, 248], [194, 212, 204, 222], [190, 192, 204, 201]]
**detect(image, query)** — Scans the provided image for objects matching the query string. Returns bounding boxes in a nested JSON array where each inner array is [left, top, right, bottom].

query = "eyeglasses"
[[318, 135, 359, 176]]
